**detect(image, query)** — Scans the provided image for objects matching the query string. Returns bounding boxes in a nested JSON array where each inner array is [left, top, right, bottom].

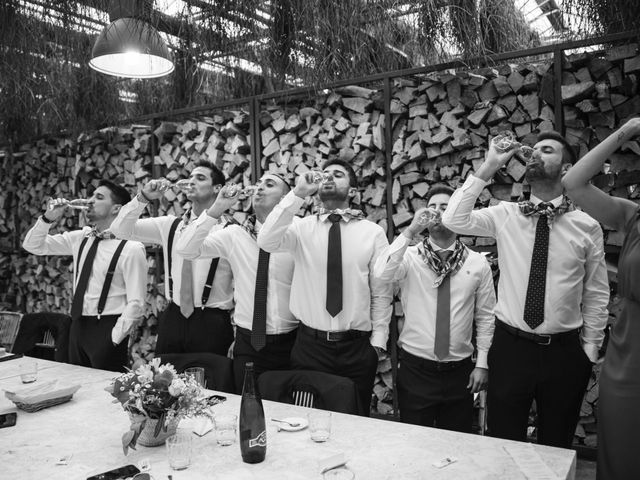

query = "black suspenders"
[[97, 240, 127, 319], [76, 236, 128, 319], [167, 217, 182, 300]]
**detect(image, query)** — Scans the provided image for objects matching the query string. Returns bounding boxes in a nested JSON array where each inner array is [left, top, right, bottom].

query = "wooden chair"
[[0, 311, 22, 352], [158, 352, 235, 393]]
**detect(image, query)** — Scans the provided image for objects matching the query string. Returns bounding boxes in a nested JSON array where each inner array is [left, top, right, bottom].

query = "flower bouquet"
[[107, 357, 213, 454]]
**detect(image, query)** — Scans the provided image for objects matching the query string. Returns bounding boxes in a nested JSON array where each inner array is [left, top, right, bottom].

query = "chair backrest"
[[0, 311, 22, 352], [11, 312, 71, 363], [158, 352, 235, 393], [258, 370, 363, 415]]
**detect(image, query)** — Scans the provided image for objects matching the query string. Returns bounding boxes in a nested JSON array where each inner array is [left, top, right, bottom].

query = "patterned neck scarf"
[[518, 196, 573, 229], [242, 214, 259, 240], [419, 238, 469, 287], [315, 207, 365, 221], [87, 227, 116, 240]]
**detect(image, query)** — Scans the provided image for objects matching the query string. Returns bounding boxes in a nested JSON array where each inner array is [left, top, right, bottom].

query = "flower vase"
[[136, 417, 178, 447]]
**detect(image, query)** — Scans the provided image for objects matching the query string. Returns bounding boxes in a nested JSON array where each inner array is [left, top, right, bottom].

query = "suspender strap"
[[75, 236, 90, 285], [97, 240, 128, 318], [167, 217, 182, 300], [200, 218, 236, 308], [201, 258, 220, 307]]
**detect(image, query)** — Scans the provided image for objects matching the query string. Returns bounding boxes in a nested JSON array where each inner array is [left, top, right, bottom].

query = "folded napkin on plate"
[[5, 380, 81, 404]]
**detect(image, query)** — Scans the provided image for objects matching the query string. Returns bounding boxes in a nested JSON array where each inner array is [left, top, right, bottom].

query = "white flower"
[[168, 378, 186, 397], [158, 362, 177, 376], [135, 363, 153, 384]]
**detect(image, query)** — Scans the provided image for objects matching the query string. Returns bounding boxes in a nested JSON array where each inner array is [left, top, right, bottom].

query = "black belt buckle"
[[537, 334, 551, 346], [326, 330, 342, 342]]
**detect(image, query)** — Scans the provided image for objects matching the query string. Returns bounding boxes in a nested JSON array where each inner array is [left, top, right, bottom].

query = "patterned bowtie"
[[87, 227, 116, 240], [241, 214, 259, 239], [315, 207, 365, 221], [518, 196, 573, 229]]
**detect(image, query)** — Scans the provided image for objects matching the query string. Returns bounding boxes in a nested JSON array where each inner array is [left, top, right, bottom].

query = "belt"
[[496, 320, 580, 346], [401, 349, 472, 372], [236, 327, 297, 344], [298, 323, 370, 342]]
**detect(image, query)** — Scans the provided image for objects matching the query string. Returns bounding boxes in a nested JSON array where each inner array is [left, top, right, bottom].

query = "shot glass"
[[48, 198, 91, 211], [19, 360, 37, 384], [157, 178, 193, 194], [323, 467, 355, 480], [417, 209, 440, 226], [185, 367, 206, 388], [516, 145, 535, 162], [166, 433, 193, 471], [222, 184, 257, 199], [308, 410, 331, 442], [214, 413, 237, 446]]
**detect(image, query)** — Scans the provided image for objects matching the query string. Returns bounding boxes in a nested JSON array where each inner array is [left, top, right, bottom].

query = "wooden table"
[[0, 358, 576, 479]]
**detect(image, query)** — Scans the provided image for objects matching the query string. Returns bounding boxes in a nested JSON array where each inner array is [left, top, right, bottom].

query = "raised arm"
[[562, 118, 640, 232], [22, 200, 76, 255]]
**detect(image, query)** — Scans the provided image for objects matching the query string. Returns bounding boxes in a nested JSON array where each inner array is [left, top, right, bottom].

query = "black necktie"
[[434, 251, 451, 360], [523, 208, 550, 329], [70, 237, 102, 322], [251, 248, 270, 351], [326, 214, 343, 317]]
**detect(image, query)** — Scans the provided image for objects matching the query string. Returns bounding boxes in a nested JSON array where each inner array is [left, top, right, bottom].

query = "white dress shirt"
[[110, 196, 234, 310], [257, 191, 393, 349], [373, 235, 495, 368], [442, 175, 609, 362], [175, 215, 297, 334], [22, 218, 147, 344]]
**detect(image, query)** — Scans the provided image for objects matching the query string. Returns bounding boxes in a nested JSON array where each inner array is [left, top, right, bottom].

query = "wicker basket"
[[13, 394, 74, 412], [136, 417, 178, 447]]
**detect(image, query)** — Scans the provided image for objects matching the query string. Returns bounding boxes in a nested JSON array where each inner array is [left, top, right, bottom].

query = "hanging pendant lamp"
[[89, 17, 174, 79]]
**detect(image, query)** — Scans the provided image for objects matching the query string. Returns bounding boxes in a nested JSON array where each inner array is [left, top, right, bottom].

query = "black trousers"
[[398, 349, 474, 433], [233, 327, 297, 395], [68, 314, 128, 372], [488, 324, 593, 448], [290, 327, 378, 416], [155, 302, 234, 356]]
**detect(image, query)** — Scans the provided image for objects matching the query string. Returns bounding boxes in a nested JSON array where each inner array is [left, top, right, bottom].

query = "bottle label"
[[248, 430, 267, 448]]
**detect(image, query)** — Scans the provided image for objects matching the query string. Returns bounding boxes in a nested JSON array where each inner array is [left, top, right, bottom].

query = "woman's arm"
[[562, 117, 640, 231]]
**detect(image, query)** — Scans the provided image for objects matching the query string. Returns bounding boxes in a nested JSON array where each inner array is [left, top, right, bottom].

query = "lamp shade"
[[89, 17, 174, 78]]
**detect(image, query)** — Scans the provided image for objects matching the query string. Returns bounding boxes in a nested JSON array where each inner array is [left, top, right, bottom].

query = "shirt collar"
[[428, 237, 456, 252], [529, 194, 563, 208]]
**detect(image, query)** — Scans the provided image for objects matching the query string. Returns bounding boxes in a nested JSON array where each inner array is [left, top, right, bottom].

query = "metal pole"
[[553, 47, 564, 134], [249, 97, 262, 182], [383, 77, 400, 420]]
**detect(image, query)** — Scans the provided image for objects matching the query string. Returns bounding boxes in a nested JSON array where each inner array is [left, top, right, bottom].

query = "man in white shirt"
[[110, 161, 234, 356], [374, 185, 495, 432], [23, 180, 147, 372], [442, 131, 609, 448], [175, 173, 296, 392], [257, 159, 393, 415]]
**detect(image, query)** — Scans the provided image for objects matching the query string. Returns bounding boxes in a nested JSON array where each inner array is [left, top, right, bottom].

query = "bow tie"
[[87, 228, 116, 240], [518, 196, 573, 228], [315, 207, 365, 221]]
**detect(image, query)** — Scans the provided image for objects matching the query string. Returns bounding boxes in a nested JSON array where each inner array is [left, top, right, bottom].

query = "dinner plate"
[[272, 416, 308, 432]]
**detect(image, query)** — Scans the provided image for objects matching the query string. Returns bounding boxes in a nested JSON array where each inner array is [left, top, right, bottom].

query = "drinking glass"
[[166, 433, 193, 470], [491, 131, 518, 152], [185, 367, 206, 388], [305, 171, 332, 184], [516, 145, 535, 162], [308, 410, 331, 442], [323, 467, 355, 480], [417, 209, 440, 226], [19, 360, 38, 384], [222, 184, 258, 198], [214, 413, 237, 446], [48, 198, 91, 211], [157, 178, 193, 194]]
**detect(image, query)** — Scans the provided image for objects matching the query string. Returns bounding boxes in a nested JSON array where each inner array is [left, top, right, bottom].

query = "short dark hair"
[[99, 179, 131, 206], [424, 184, 454, 205], [322, 159, 357, 187], [194, 160, 225, 186], [536, 131, 577, 165]]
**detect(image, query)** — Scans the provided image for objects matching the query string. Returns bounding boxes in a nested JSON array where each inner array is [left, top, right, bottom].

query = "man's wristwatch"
[[41, 215, 54, 224]]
